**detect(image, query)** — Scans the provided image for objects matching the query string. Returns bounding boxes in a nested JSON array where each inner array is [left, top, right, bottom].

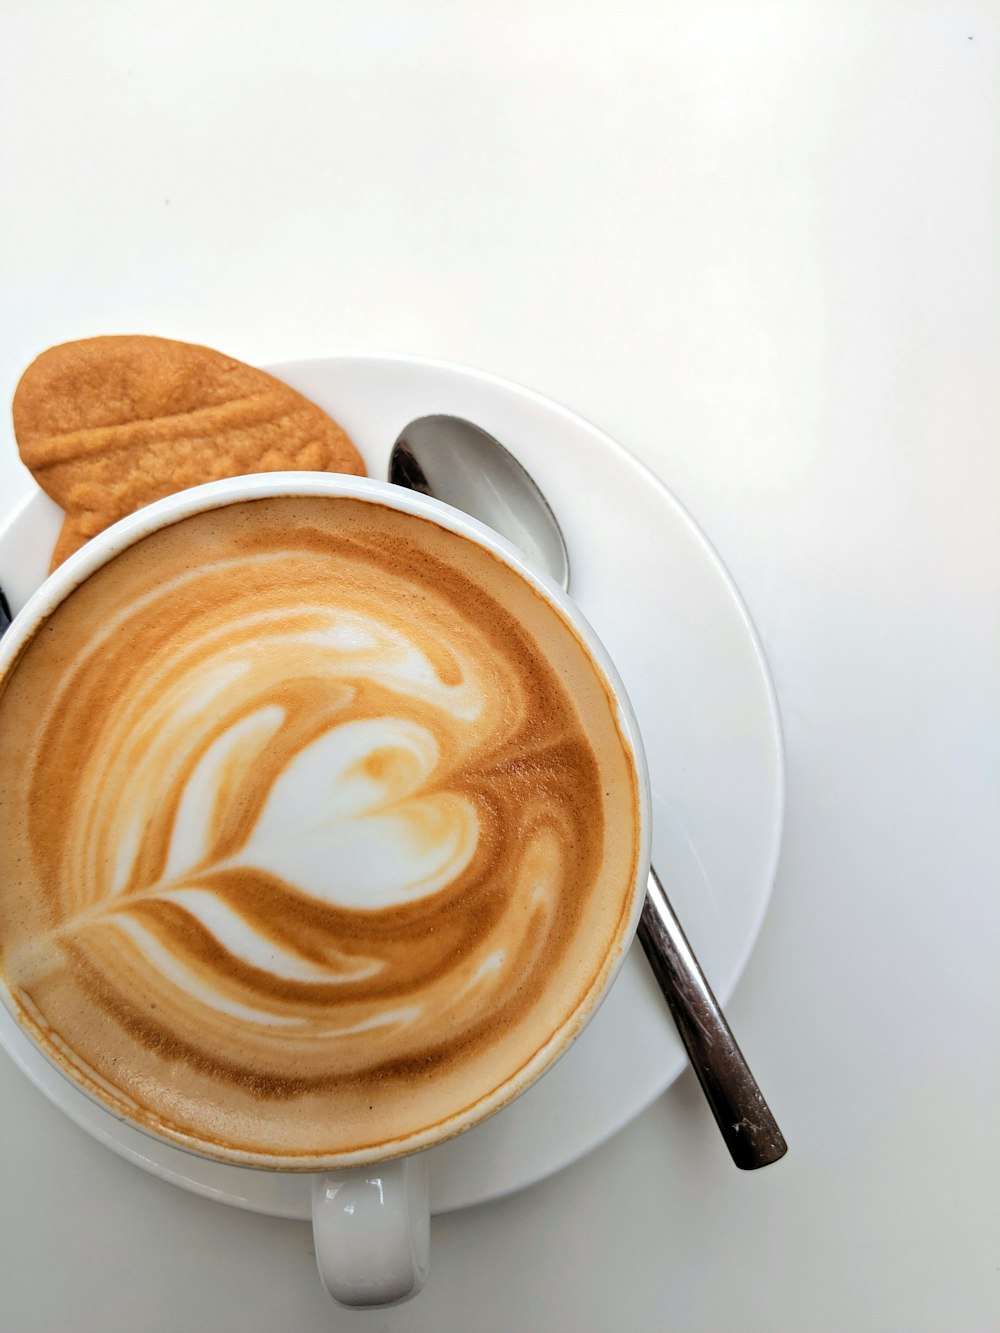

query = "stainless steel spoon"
[[390, 414, 787, 1170]]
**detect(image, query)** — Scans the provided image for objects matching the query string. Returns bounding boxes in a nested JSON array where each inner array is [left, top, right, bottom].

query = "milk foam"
[[0, 496, 640, 1164]]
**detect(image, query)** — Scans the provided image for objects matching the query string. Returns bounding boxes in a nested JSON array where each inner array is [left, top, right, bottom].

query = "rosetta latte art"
[[0, 497, 640, 1163]]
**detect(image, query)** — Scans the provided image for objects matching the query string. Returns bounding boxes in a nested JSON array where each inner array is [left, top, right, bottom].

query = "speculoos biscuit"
[[13, 335, 366, 568]]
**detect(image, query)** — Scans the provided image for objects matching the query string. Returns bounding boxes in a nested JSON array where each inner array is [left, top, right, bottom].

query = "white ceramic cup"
[[0, 472, 651, 1307]]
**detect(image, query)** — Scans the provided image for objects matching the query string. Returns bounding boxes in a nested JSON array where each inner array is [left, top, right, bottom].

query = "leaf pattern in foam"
[[80, 712, 480, 1001], [162, 704, 287, 884]]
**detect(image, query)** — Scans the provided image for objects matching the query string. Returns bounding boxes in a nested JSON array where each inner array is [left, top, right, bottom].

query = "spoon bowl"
[[390, 415, 571, 593]]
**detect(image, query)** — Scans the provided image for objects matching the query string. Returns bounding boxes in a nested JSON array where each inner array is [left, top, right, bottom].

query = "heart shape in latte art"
[[56, 711, 483, 1025], [20, 592, 531, 1037]]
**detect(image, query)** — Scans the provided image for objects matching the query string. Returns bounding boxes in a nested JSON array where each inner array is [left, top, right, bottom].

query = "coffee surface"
[[0, 496, 640, 1164]]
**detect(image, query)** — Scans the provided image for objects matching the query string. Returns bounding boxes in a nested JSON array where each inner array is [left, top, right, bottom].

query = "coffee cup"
[[0, 472, 650, 1306]]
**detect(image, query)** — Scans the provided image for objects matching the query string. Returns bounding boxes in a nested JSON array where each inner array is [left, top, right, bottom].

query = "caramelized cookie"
[[13, 335, 366, 568]]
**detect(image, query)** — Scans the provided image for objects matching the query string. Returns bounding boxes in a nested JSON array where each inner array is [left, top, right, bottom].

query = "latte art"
[[0, 496, 640, 1164]]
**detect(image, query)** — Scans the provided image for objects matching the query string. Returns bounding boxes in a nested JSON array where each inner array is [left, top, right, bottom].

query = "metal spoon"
[[390, 415, 787, 1170]]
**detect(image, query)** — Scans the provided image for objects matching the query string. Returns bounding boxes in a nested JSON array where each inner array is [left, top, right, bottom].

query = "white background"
[[1, 2, 998, 1330]]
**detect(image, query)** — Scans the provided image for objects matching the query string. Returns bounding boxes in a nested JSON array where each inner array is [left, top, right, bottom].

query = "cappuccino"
[[0, 495, 640, 1165]]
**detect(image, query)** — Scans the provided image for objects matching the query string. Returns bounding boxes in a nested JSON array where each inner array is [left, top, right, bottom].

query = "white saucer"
[[0, 354, 783, 1217]]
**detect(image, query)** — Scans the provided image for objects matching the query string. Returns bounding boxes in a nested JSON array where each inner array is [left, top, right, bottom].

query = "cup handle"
[[311, 1154, 430, 1307]]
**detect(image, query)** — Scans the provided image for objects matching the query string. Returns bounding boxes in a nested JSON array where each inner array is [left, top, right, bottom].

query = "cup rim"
[[0, 472, 652, 1171]]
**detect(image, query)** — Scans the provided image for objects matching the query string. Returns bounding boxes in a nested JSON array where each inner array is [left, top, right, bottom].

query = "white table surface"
[[1, 3, 997, 1330]]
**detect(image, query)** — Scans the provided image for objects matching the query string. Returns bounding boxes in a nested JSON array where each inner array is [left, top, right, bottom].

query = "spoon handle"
[[637, 867, 787, 1169]]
